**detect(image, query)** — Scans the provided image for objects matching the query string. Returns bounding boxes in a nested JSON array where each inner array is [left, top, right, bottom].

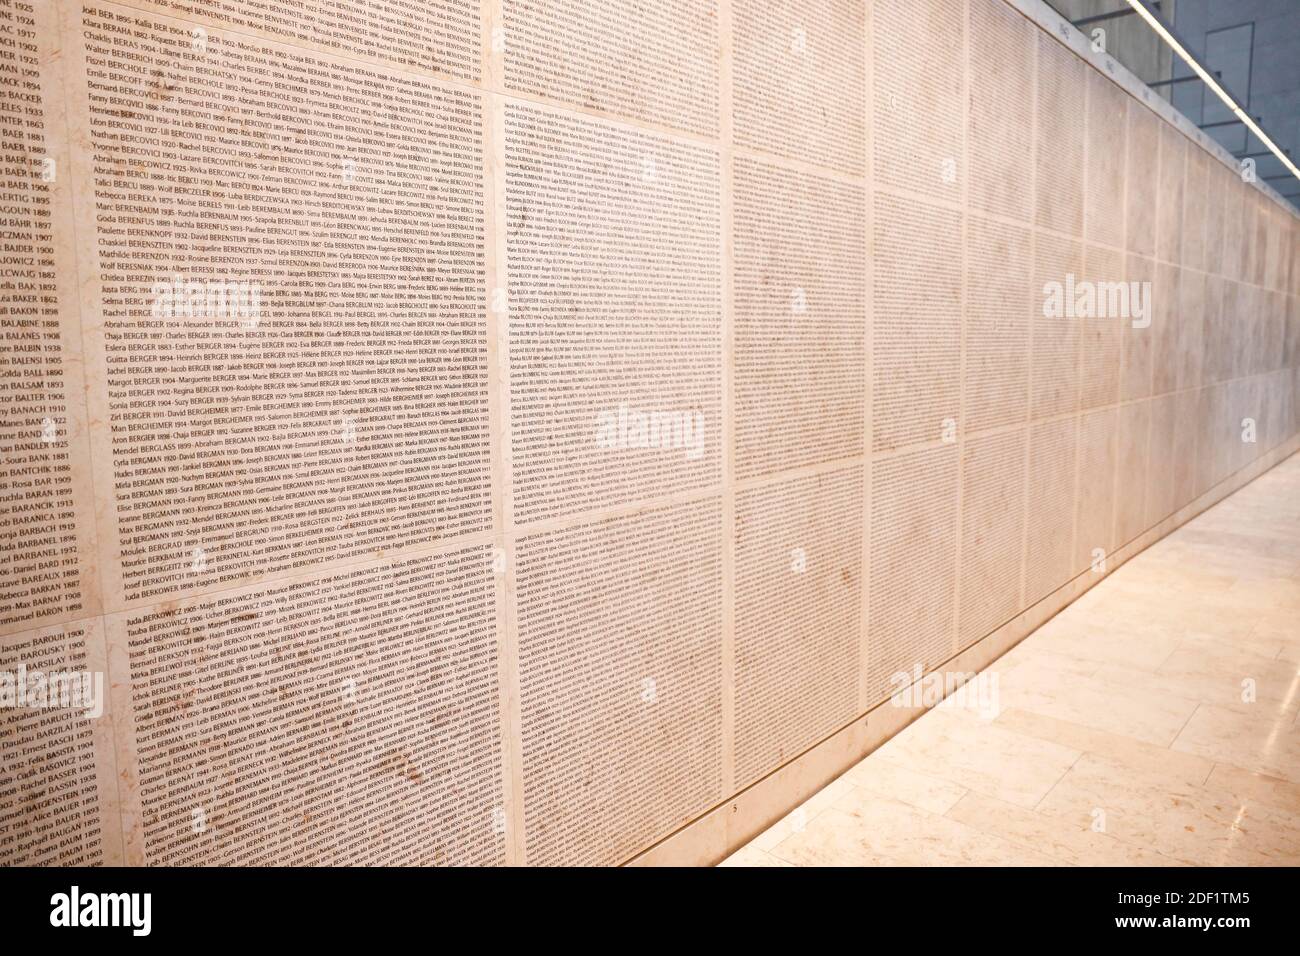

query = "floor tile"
[[1171, 704, 1300, 784], [723, 453, 1300, 867]]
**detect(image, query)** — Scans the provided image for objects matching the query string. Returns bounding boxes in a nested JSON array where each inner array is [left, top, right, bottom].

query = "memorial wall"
[[2, 0, 1299, 866]]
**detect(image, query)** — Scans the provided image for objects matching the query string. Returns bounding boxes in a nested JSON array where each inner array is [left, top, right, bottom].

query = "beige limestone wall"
[[1, 0, 1298, 866]]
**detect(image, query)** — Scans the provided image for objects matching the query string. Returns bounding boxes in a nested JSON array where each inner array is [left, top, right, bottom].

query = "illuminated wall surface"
[[2, 0, 1299, 866]]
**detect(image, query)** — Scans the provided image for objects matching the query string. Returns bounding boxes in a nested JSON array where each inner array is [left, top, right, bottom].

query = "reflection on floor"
[[722, 453, 1300, 866]]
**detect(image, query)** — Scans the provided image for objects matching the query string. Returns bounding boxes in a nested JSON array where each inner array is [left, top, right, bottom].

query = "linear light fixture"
[[1124, 0, 1300, 188]]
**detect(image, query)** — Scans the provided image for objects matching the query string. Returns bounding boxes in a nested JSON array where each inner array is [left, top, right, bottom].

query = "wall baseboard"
[[626, 434, 1300, 867]]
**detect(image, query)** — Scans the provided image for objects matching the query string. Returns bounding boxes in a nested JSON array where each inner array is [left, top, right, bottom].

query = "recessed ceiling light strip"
[[1124, 0, 1300, 185]]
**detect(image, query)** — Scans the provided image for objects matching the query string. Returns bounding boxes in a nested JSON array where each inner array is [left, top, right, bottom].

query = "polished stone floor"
[[722, 453, 1300, 866]]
